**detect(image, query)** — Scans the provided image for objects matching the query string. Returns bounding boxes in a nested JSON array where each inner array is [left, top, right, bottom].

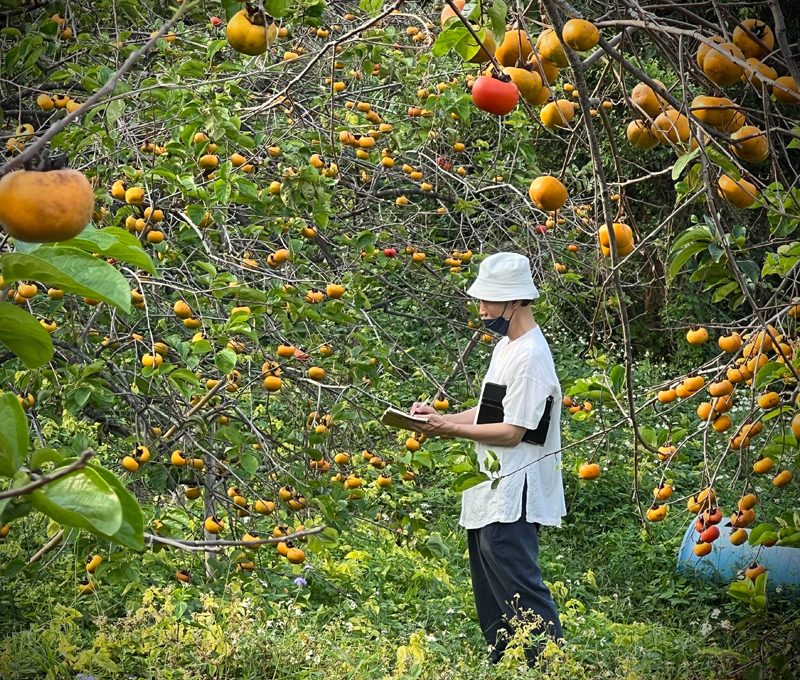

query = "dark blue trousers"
[[466, 480, 564, 666]]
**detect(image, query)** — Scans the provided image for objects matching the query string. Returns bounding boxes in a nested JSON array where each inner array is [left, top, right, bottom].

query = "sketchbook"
[[381, 406, 429, 431]]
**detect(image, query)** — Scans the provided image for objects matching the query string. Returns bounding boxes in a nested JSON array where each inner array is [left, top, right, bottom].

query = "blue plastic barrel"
[[676, 519, 800, 591]]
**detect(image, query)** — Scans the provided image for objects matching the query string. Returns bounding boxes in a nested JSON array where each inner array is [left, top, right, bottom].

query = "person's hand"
[[410, 402, 437, 416], [413, 413, 454, 437]]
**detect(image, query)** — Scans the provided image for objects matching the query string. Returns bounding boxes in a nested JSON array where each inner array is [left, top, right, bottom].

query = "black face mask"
[[484, 302, 516, 336]]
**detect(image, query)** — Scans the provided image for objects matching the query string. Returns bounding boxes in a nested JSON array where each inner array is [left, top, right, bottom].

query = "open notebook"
[[381, 406, 429, 431]]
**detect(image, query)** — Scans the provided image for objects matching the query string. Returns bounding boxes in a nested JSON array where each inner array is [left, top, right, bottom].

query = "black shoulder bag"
[[475, 382, 554, 445]]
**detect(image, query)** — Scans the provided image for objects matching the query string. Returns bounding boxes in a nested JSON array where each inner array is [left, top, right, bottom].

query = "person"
[[410, 251, 566, 667]]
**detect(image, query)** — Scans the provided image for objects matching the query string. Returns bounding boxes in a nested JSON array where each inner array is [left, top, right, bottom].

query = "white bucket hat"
[[466, 252, 540, 301]]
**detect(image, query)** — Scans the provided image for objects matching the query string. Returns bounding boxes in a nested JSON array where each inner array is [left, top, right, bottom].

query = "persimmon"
[[697, 402, 715, 421], [630, 80, 667, 118], [713, 394, 733, 413], [654, 483, 673, 501], [598, 223, 634, 257], [562, 19, 599, 52], [653, 110, 690, 145], [718, 332, 743, 352], [204, 516, 224, 534], [471, 75, 519, 116], [773, 470, 792, 487], [529, 176, 568, 211], [0, 167, 94, 243], [125, 187, 144, 205], [626, 120, 660, 150], [745, 563, 765, 580], [540, 99, 575, 129], [758, 391, 779, 409], [774, 76, 800, 104], [702, 42, 744, 87], [37, 94, 55, 110], [286, 547, 306, 564], [693, 541, 712, 557], [185, 486, 201, 500], [731, 508, 756, 528], [738, 494, 758, 511], [708, 380, 733, 397], [700, 525, 720, 543], [729, 528, 748, 546], [122, 456, 140, 473], [717, 175, 758, 209], [527, 55, 559, 85], [308, 366, 326, 381], [657, 389, 677, 404], [173, 300, 192, 319], [647, 504, 667, 522], [227, 9, 277, 55], [502, 67, 542, 105], [578, 463, 601, 479], [657, 445, 677, 461], [712, 415, 732, 432], [493, 30, 532, 67], [686, 327, 709, 346], [731, 126, 769, 163], [742, 58, 777, 89], [753, 455, 774, 474], [255, 500, 275, 515], [142, 353, 163, 368], [78, 580, 96, 595], [536, 29, 567, 68], [732, 19, 774, 59]]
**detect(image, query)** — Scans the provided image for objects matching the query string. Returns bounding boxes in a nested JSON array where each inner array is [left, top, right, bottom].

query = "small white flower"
[[711, 608, 720, 619], [426, 635, 437, 642]]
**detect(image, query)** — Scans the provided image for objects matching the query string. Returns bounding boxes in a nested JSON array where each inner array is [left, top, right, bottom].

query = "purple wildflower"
[[294, 577, 307, 587]]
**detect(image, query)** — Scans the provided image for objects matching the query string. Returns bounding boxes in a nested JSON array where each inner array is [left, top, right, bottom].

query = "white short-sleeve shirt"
[[459, 325, 567, 530]]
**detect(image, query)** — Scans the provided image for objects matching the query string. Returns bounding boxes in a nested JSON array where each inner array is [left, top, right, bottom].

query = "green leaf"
[[433, 25, 469, 57], [83, 463, 144, 551], [240, 454, 259, 476], [29, 467, 123, 537], [0, 302, 54, 368], [706, 146, 739, 178], [424, 533, 450, 559], [222, 0, 243, 20], [667, 242, 708, 282], [215, 348, 237, 374], [743, 663, 763, 680], [639, 426, 658, 449], [30, 448, 62, 469], [106, 99, 126, 126], [454, 27, 488, 62], [1, 247, 131, 313], [59, 226, 157, 274], [672, 148, 700, 180], [265, 0, 292, 16], [755, 362, 787, 390], [450, 471, 489, 492], [487, 0, 507, 45], [748, 523, 778, 546], [170, 369, 201, 386], [0, 393, 28, 478], [359, 0, 383, 13]]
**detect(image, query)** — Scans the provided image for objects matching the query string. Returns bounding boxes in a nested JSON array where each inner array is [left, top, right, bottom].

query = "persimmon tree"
[[0, 0, 798, 636]]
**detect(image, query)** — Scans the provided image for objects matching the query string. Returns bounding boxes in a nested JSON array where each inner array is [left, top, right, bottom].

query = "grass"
[[5, 465, 797, 680]]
